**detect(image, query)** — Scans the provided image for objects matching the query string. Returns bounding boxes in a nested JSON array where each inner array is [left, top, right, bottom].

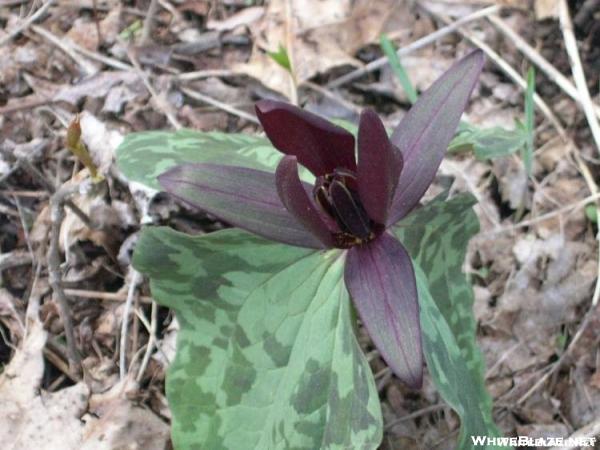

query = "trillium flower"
[[159, 50, 484, 388]]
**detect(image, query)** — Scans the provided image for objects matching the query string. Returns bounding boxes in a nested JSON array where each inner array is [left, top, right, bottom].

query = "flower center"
[[314, 169, 381, 248]]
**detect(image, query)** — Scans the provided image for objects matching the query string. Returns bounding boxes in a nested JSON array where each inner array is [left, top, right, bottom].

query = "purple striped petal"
[[276, 156, 336, 247], [158, 163, 324, 249], [255, 100, 356, 176], [388, 50, 484, 224], [357, 109, 403, 224], [344, 233, 423, 388]]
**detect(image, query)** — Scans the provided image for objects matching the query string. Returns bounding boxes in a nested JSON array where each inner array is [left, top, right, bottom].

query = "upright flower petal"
[[276, 156, 337, 247], [159, 163, 324, 249], [388, 50, 485, 224], [344, 233, 423, 388], [357, 109, 403, 224], [255, 100, 357, 176]]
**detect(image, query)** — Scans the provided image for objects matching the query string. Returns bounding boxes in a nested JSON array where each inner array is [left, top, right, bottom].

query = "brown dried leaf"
[[0, 314, 90, 450], [238, 0, 397, 98], [207, 6, 265, 31], [0, 288, 24, 346], [82, 380, 169, 450], [65, 6, 122, 51]]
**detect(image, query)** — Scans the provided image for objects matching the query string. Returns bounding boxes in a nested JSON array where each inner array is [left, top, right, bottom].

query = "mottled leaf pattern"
[[416, 264, 501, 450], [116, 130, 294, 191], [133, 227, 382, 450], [394, 193, 502, 445]]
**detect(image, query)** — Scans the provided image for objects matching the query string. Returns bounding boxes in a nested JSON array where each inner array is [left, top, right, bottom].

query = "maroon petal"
[[158, 163, 324, 249], [255, 100, 356, 176], [357, 109, 403, 224], [388, 50, 485, 224], [276, 156, 336, 247], [344, 233, 423, 388]]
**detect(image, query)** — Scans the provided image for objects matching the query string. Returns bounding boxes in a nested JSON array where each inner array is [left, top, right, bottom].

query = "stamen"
[[329, 180, 371, 239]]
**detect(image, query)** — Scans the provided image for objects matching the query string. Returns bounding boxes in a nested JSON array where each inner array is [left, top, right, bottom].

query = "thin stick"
[[180, 87, 259, 124], [29, 24, 98, 76], [517, 303, 599, 405], [484, 190, 600, 235], [284, 0, 298, 105], [48, 183, 84, 375], [13, 156, 95, 227], [64, 288, 152, 303], [550, 417, 600, 450], [570, 149, 600, 312], [136, 301, 157, 382], [126, 48, 182, 129], [487, 15, 600, 121], [558, 0, 600, 307], [91, 0, 102, 46], [302, 81, 361, 114], [174, 69, 235, 81], [326, 5, 500, 89], [119, 269, 142, 380], [140, 0, 159, 45], [0, 0, 54, 47], [0, 189, 48, 198], [423, 6, 566, 138], [558, 0, 600, 153], [67, 39, 134, 71], [385, 404, 445, 430]]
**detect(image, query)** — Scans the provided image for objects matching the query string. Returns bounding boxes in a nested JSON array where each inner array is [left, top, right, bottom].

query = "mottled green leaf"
[[416, 264, 501, 450], [133, 227, 382, 449], [449, 124, 526, 160], [114, 124, 504, 195], [116, 130, 287, 190], [394, 194, 504, 447]]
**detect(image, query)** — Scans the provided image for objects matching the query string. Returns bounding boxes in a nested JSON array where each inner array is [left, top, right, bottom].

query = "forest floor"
[[0, 1, 599, 449]]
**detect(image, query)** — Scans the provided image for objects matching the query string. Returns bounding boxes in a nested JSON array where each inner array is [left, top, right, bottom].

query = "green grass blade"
[[379, 34, 418, 104], [523, 67, 535, 175]]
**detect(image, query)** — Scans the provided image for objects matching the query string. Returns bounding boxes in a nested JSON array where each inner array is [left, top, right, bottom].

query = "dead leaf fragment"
[[535, 0, 559, 20], [207, 6, 265, 31], [0, 314, 90, 450], [239, 0, 396, 98], [82, 380, 169, 450]]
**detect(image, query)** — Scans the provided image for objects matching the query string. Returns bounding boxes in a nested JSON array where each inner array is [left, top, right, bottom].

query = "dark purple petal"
[[357, 109, 403, 224], [255, 100, 356, 176], [330, 181, 371, 239], [388, 50, 485, 224], [276, 156, 336, 247], [344, 233, 423, 388], [158, 163, 324, 249]]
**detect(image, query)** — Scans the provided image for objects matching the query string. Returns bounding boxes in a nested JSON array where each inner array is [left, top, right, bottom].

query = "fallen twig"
[[423, 5, 566, 137], [487, 14, 600, 121], [140, 0, 159, 45], [550, 416, 600, 450], [64, 288, 152, 304], [558, 0, 600, 154], [484, 190, 600, 235], [135, 301, 158, 382], [119, 269, 143, 380], [327, 5, 500, 89], [180, 86, 259, 124], [47, 182, 87, 376], [29, 24, 98, 76], [127, 47, 182, 130], [0, 0, 54, 47]]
